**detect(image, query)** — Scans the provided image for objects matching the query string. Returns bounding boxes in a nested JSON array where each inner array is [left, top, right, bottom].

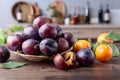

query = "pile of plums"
[[5, 16, 95, 69], [6, 16, 75, 58]]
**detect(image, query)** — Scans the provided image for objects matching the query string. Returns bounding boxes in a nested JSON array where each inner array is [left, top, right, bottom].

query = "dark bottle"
[[16, 4, 22, 22], [85, 1, 91, 24], [104, 4, 110, 24], [73, 6, 78, 24], [68, 6, 72, 20], [79, 7, 85, 24], [98, 4, 104, 23]]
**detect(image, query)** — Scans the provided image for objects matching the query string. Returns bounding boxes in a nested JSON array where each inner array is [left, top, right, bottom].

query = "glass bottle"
[[85, 1, 91, 24], [16, 3, 22, 22], [79, 7, 85, 24], [98, 4, 104, 23], [104, 4, 110, 24]]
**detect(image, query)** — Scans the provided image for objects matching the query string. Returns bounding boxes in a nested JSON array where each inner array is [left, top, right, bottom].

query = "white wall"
[[0, 0, 120, 29]]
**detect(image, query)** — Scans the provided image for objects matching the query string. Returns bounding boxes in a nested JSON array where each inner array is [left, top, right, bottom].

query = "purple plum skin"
[[76, 48, 95, 67], [22, 39, 40, 55], [53, 54, 68, 69], [63, 32, 75, 47], [33, 16, 47, 28], [23, 25, 39, 40], [39, 38, 58, 56], [52, 24, 63, 37], [15, 30, 25, 40], [6, 34, 24, 51], [57, 38, 70, 53], [0, 46, 10, 62], [39, 23, 57, 39]]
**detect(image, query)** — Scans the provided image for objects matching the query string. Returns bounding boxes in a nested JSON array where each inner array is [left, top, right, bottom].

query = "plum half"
[[54, 51, 76, 69]]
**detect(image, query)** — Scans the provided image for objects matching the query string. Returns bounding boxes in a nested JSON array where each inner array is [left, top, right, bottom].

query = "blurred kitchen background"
[[0, 0, 120, 29]]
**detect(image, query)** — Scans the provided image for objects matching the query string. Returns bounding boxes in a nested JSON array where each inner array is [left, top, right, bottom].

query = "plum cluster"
[[53, 48, 95, 69], [6, 16, 75, 57]]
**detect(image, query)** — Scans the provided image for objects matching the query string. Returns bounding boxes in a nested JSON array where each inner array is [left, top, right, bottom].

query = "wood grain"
[[0, 42, 120, 80], [2, 24, 120, 80]]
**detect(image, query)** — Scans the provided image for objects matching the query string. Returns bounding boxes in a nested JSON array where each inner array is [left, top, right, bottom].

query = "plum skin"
[[22, 39, 40, 55], [53, 54, 68, 69], [6, 34, 24, 51], [76, 48, 95, 67], [33, 16, 47, 28], [23, 25, 39, 40], [57, 38, 70, 53], [0, 46, 10, 62], [39, 23, 57, 39], [63, 32, 75, 47], [54, 52, 76, 69], [52, 24, 63, 37], [39, 38, 58, 56], [15, 30, 25, 41]]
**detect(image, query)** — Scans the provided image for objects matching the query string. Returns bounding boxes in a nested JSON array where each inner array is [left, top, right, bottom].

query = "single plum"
[[57, 38, 70, 53], [52, 24, 63, 37], [6, 34, 24, 51], [0, 46, 10, 62], [63, 32, 75, 47], [76, 48, 95, 67], [39, 38, 58, 56], [22, 39, 40, 55], [53, 54, 68, 69], [23, 25, 39, 40], [33, 16, 47, 28], [15, 30, 25, 40], [39, 23, 57, 39]]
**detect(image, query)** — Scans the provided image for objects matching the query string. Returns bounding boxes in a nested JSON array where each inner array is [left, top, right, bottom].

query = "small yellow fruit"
[[74, 40, 91, 52], [97, 33, 113, 44], [95, 44, 112, 62]]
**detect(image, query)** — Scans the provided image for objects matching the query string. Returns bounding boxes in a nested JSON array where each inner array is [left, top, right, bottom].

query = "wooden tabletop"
[[0, 42, 120, 80], [2, 24, 120, 80]]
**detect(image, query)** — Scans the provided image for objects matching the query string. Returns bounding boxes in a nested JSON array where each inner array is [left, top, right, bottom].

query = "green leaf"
[[2, 61, 27, 69], [109, 44, 120, 57], [8, 25, 24, 33], [75, 38, 79, 42], [92, 42, 99, 52], [88, 38, 92, 44], [0, 28, 7, 46], [0, 34, 5, 46], [107, 31, 120, 41], [0, 28, 5, 34]]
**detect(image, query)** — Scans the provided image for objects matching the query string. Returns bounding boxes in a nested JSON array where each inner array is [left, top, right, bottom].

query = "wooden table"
[[2, 24, 120, 80], [0, 42, 120, 80]]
